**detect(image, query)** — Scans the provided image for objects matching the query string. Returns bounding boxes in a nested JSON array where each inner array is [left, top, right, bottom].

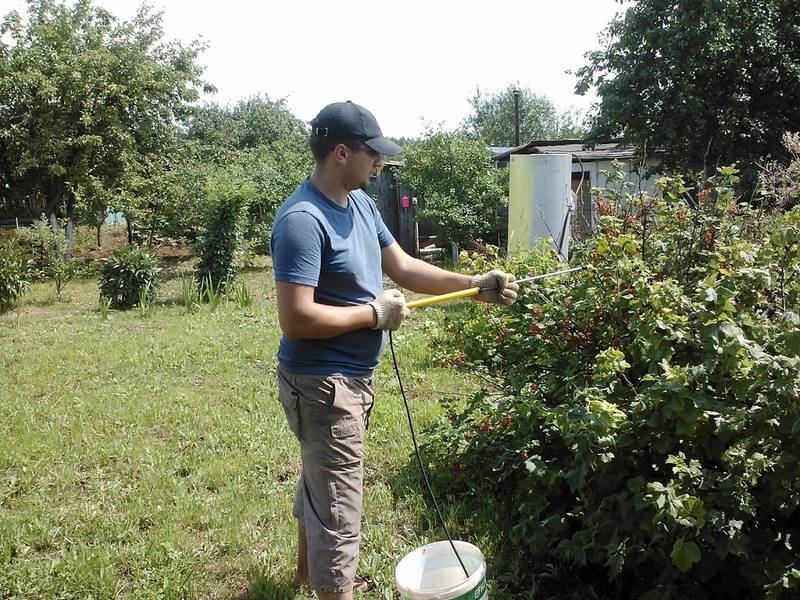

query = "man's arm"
[[381, 242, 472, 294], [276, 281, 376, 339]]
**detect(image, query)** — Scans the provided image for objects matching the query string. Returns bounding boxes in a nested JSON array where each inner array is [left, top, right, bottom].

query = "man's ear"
[[332, 143, 350, 164]]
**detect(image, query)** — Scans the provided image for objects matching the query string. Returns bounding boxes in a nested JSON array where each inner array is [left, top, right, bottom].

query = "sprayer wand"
[[406, 265, 584, 310]]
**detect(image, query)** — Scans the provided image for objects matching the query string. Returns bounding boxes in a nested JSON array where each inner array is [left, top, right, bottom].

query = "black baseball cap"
[[311, 101, 402, 157]]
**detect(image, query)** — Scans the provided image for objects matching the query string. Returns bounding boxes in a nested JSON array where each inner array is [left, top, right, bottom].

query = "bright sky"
[[2, 0, 625, 138]]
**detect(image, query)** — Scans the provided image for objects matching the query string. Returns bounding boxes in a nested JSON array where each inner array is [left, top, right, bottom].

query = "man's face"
[[344, 143, 383, 191]]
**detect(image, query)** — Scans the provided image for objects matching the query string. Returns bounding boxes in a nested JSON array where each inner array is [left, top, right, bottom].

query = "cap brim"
[[365, 137, 402, 157]]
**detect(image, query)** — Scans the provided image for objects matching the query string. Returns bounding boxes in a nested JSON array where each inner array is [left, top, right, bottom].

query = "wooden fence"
[[366, 166, 422, 257]]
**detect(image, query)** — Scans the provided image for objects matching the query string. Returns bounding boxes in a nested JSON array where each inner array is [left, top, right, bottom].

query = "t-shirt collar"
[[305, 178, 351, 213]]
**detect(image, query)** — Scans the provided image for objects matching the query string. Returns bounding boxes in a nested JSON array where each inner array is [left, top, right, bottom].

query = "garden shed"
[[491, 139, 662, 238]]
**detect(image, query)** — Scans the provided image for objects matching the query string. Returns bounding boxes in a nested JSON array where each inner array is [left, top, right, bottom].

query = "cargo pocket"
[[330, 417, 359, 439], [327, 409, 363, 466], [277, 370, 301, 440]]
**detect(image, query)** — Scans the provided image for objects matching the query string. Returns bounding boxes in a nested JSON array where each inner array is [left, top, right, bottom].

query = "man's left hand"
[[470, 270, 519, 306]]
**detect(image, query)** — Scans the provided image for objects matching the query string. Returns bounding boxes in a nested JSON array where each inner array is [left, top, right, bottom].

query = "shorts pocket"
[[331, 417, 359, 439], [291, 376, 366, 466], [325, 381, 364, 466]]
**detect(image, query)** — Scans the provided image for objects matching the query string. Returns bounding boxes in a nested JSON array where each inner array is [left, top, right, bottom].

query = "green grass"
[[0, 260, 513, 599]]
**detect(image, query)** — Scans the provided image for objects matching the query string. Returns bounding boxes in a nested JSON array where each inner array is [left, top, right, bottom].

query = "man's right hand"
[[369, 289, 410, 331]]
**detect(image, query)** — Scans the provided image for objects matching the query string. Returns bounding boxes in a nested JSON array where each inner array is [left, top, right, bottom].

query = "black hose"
[[388, 330, 470, 579]]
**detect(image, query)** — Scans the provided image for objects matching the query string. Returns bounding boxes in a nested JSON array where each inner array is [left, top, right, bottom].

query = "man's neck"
[[309, 169, 349, 208]]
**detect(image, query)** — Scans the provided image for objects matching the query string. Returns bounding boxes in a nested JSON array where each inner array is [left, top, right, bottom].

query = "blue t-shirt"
[[270, 179, 395, 376]]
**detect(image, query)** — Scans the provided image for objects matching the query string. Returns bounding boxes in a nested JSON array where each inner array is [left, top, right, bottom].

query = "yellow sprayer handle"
[[406, 287, 480, 309]]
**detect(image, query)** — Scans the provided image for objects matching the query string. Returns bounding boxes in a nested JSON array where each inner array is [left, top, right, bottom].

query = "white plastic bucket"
[[395, 540, 488, 600]]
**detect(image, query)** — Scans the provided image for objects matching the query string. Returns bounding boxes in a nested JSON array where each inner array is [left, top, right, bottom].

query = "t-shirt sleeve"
[[270, 211, 324, 286], [364, 193, 395, 248], [376, 210, 395, 248]]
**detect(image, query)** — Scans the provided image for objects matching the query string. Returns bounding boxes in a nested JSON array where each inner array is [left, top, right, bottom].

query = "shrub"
[[425, 166, 800, 599], [0, 240, 30, 313], [196, 175, 253, 294], [99, 246, 161, 310], [14, 220, 74, 301], [760, 132, 800, 210]]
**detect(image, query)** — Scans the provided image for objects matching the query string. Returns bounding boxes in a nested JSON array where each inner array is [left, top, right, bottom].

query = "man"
[[271, 100, 518, 599]]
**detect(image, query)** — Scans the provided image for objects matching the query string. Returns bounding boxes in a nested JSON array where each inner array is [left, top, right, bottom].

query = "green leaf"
[[671, 537, 701, 572]]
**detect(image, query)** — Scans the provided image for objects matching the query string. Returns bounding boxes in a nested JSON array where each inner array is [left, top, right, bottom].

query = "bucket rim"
[[395, 540, 486, 597]]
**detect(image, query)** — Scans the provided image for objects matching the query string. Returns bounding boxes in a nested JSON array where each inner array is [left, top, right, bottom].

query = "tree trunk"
[[48, 212, 59, 235], [14, 190, 36, 222], [64, 217, 74, 261], [96, 222, 102, 248], [48, 212, 62, 258], [702, 133, 715, 184], [147, 216, 155, 248], [127, 218, 134, 245]]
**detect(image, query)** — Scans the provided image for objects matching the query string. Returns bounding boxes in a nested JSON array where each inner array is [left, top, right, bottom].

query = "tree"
[[232, 143, 312, 251], [185, 96, 312, 249], [576, 0, 800, 181], [461, 84, 586, 146], [122, 133, 208, 246], [0, 0, 208, 251], [229, 96, 309, 151], [186, 95, 308, 156], [396, 130, 505, 246]]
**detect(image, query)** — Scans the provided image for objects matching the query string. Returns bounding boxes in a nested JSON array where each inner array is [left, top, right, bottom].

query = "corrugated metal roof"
[[490, 138, 645, 162], [383, 141, 649, 168]]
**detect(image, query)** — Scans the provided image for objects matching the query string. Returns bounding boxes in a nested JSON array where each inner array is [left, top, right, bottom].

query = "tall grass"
[[98, 295, 111, 319], [200, 274, 222, 310], [137, 282, 152, 318], [180, 275, 200, 314], [231, 280, 253, 309]]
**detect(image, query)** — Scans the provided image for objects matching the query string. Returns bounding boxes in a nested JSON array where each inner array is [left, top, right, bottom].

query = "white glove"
[[369, 289, 410, 330], [470, 270, 519, 306]]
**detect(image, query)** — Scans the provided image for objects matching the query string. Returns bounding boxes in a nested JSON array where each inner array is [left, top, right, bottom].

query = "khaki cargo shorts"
[[276, 363, 375, 593]]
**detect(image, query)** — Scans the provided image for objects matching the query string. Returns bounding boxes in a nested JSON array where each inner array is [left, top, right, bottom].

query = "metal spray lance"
[[405, 265, 584, 310]]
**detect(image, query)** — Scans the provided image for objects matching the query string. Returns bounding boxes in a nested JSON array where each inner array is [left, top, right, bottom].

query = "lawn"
[[0, 259, 511, 599]]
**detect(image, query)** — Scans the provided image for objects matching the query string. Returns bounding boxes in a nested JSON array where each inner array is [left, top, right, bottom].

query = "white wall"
[[572, 157, 661, 198]]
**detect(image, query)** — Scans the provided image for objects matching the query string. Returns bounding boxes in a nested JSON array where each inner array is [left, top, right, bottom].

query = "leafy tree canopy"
[[0, 0, 208, 223], [576, 0, 800, 180], [460, 83, 586, 146], [397, 130, 505, 246], [387, 136, 418, 149], [183, 97, 312, 245], [186, 95, 308, 156]]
